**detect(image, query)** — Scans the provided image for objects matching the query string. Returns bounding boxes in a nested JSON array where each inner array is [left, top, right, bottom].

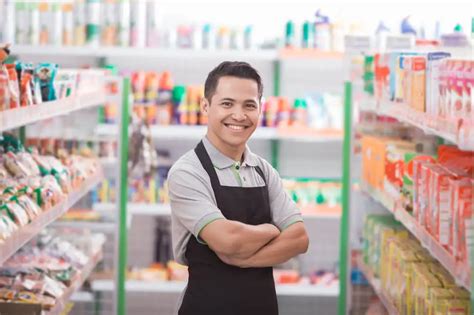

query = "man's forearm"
[[212, 221, 280, 258], [218, 222, 308, 268]]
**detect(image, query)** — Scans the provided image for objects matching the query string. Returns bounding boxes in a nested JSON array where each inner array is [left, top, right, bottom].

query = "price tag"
[[344, 35, 372, 53]]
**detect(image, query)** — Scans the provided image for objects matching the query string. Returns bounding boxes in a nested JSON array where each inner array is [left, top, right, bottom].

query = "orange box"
[[409, 56, 427, 112], [362, 136, 388, 190]]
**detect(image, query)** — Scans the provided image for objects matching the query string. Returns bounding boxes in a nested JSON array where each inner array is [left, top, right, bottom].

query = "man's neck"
[[206, 133, 245, 162]]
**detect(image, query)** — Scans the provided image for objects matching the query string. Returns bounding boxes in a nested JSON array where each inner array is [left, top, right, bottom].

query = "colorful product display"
[[365, 51, 473, 134], [362, 214, 472, 315], [361, 135, 473, 270], [261, 93, 343, 131], [283, 178, 341, 215], [0, 58, 105, 111], [0, 229, 104, 311], [0, 1, 256, 50], [0, 134, 100, 243]]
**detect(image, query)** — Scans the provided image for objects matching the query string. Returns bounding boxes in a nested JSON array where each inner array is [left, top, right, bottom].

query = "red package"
[[418, 162, 435, 228], [5, 65, 19, 109], [429, 166, 455, 246], [450, 178, 473, 261]]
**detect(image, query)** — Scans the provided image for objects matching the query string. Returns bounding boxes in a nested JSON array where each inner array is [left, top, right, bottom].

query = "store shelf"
[[369, 101, 473, 151], [12, 45, 278, 61], [93, 203, 171, 216], [361, 183, 471, 292], [357, 257, 399, 315], [0, 90, 106, 132], [91, 279, 338, 297], [46, 248, 104, 315], [95, 124, 343, 143], [0, 171, 103, 265], [93, 202, 341, 220]]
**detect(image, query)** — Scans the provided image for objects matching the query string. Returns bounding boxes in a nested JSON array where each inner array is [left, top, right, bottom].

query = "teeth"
[[227, 125, 245, 130]]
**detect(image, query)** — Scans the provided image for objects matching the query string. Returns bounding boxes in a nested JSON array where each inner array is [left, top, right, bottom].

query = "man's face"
[[201, 76, 260, 152]]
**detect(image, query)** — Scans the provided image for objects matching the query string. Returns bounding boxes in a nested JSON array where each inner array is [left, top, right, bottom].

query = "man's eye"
[[246, 103, 257, 109], [222, 102, 232, 107]]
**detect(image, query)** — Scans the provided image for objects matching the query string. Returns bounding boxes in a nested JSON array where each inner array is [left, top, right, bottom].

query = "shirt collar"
[[202, 137, 259, 170]]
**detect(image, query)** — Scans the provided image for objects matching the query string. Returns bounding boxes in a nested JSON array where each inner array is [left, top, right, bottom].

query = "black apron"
[[178, 141, 278, 315]]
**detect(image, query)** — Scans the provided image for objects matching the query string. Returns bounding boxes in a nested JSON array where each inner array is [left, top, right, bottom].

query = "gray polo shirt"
[[168, 137, 303, 265]]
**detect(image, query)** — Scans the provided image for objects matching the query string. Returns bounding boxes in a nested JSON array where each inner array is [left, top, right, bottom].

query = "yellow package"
[[434, 299, 470, 315], [396, 247, 419, 314], [448, 287, 470, 301], [381, 231, 409, 293], [427, 288, 452, 315], [414, 269, 442, 315], [430, 265, 457, 288]]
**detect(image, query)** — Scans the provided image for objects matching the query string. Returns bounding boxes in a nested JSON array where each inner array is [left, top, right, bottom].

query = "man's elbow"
[[298, 231, 309, 254]]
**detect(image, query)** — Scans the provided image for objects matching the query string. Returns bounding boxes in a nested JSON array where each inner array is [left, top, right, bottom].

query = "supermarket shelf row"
[[0, 90, 106, 132], [91, 279, 339, 297], [46, 247, 104, 315], [0, 171, 103, 265], [11, 45, 343, 61], [357, 257, 399, 315], [94, 124, 343, 143], [360, 99, 473, 151], [92, 202, 341, 219], [361, 183, 471, 292]]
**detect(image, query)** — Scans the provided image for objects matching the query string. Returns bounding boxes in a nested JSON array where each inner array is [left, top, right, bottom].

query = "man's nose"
[[230, 107, 246, 121]]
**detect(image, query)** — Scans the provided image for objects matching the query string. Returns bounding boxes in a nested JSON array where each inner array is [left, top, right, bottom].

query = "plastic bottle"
[[285, 20, 295, 48], [62, 4, 74, 46], [4, 1, 15, 44], [29, 3, 40, 46], [52, 3, 63, 46], [157, 72, 173, 125], [401, 16, 417, 35], [187, 87, 199, 125], [102, 0, 117, 46], [117, 0, 130, 47], [86, 0, 100, 46], [172, 85, 187, 125], [277, 97, 291, 127], [15, 2, 28, 45], [73, 0, 86, 46], [375, 21, 390, 52], [202, 24, 212, 49], [130, 1, 146, 47], [147, 1, 160, 47], [216, 26, 230, 49], [244, 25, 253, 50], [38, 3, 50, 45], [265, 97, 279, 127], [292, 98, 308, 126], [302, 21, 312, 48], [314, 10, 331, 51]]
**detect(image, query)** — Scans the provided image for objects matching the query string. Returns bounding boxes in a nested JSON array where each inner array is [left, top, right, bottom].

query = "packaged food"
[[413, 269, 442, 315], [427, 288, 452, 315], [1, 202, 29, 226], [34, 63, 58, 102]]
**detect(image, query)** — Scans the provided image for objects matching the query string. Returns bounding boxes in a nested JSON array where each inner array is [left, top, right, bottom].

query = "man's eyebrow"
[[244, 99, 258, 104], [219, 97, 236, 102]]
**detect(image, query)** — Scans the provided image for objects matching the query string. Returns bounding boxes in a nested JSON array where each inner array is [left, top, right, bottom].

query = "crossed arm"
[[199, 219, 309, 268]]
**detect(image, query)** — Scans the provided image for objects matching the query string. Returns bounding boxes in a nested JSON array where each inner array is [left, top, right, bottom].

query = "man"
[[168, 61, 309, 315]]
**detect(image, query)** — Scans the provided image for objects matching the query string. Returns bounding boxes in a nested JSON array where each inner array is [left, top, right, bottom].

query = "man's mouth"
[[224, 123, 249, 131]]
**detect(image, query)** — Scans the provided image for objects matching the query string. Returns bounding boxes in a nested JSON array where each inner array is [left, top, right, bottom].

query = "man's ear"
[[200, 97, 210, 115]]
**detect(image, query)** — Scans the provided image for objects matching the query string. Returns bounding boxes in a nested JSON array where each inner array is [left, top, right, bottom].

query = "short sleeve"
[[168, 162, 225, 241], [259, 159, 303, 231]]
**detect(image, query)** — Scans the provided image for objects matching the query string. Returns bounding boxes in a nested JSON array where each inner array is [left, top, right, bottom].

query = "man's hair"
[[204, 61, 263, 102]]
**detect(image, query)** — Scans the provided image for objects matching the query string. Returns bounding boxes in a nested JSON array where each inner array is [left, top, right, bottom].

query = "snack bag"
[[34, 63, 58, 102]]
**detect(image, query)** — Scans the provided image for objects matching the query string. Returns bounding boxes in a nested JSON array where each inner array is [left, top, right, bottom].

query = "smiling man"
[[168, 61, 309, 315]]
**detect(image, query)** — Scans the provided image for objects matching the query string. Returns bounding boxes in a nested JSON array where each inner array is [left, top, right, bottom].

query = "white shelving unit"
[[11, 45, 279, 61], [0, 171, 103, 265], [0, 90, 106, 132], [91, 279, 339, 297], [95, 124, 343, 143]]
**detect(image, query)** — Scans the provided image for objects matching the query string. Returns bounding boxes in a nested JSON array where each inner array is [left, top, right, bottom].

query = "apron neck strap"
[[194, 140, 221, 189]]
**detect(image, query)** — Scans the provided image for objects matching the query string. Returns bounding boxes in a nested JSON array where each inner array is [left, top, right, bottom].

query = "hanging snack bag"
[[34, 63, 58, 102]]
